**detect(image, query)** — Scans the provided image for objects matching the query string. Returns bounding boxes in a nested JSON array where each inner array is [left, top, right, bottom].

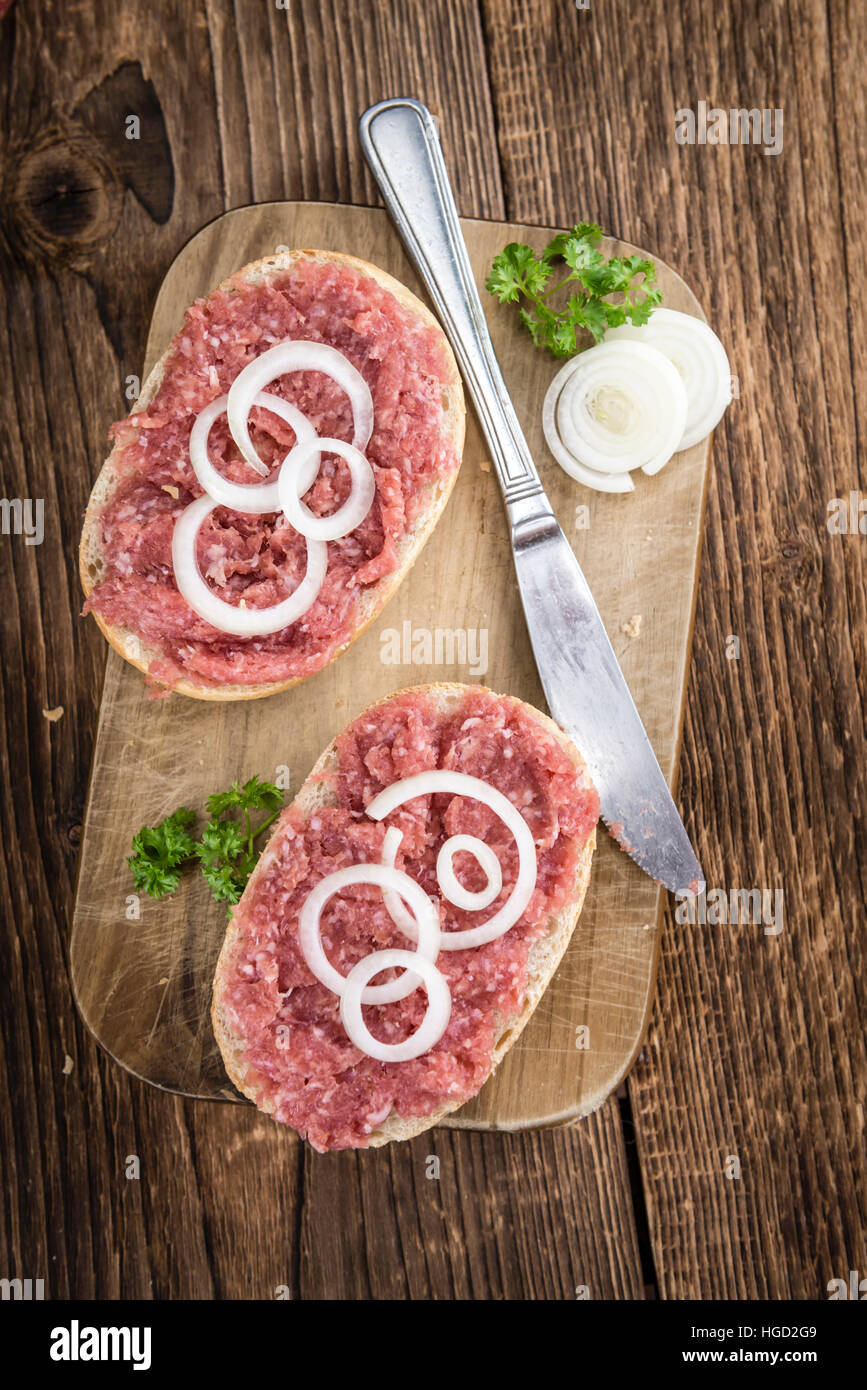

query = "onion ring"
[[171, 494, 327, 637], [340, 950, 451, 1063], [189, 391, 318, 513], [604, 308, 732, 451], [278, 436, 376, 542], [226, 339, 374, 477], [366, 770, 537, 950], [298, 863, 440, 1005], [543, 341, 688, 491]]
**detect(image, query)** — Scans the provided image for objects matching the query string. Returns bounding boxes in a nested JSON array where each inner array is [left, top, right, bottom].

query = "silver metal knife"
[[359, 98, 704, 897]]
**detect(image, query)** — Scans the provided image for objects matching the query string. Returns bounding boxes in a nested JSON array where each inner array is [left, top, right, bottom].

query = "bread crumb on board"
[[62, 1054, 74, 1075], [621, 615, 643, 639], [42, 706, 64, 722]]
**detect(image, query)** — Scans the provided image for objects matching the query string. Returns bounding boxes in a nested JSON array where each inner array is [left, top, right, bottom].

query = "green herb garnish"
[[128, 808, 197, 899], [128, 776, 283, 913], [485, 221, 662, 357]]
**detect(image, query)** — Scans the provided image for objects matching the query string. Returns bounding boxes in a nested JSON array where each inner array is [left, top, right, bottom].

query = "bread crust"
[[79, 249, 466, 700], [211, 682, 597, 1147]]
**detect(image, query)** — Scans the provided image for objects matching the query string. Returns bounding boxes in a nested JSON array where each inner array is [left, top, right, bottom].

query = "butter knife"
[[359, 98, 704, 897]]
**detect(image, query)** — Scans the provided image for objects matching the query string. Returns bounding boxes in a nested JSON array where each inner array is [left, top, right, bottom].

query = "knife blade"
[[359, 97, 704, 896]]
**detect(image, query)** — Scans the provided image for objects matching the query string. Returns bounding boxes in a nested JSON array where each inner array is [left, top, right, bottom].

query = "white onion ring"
[[366, 771, 537, 951], [298, 863, 440, 1005], [226, 340, 374, 477], [437, 834, 502, 912], [175, 342, 378, 636], [340, 950, 452, 1063], [380, 826, 419, 939], [189, 391, 318, 513], [278, 436, 376, 542], [604, 308, 732, 451], [295, 772, 539, 1062], [543, 341, 688, 491], [171, 494, 327, 637]]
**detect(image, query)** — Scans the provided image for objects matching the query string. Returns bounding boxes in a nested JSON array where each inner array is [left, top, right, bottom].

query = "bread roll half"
[[80, 250, 465, 699], [212, 683, 598, 1150]]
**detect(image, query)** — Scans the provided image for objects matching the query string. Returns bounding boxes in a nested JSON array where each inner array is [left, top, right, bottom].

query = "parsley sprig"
[[128, 808, 197, 899], [128, 776, 284, 913], [485, 222, 662, 357]]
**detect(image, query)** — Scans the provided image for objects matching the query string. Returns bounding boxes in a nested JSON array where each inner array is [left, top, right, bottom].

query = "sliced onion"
[[298, 863, 440, 1005], [366, 771, 537, 950], [189, 392, 318, 513], [543, 341, 688, 492], [382, 822, 504, 929], [278, 436, 376, 542], [437, 834, 502, 911], [380, 826, 419, 939], [604, 308, 731, 451], [171, 494, 327, 636], [340, 950, 451, 1063], [227, 340, 374, 477]]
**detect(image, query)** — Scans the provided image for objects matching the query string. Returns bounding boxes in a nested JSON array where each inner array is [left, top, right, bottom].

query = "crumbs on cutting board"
[[621, 615, 643, 639], [43, 706, 64, 722], [62, 1054, 74, 1075]]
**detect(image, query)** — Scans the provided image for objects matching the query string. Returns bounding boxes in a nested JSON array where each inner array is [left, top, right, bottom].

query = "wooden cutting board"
[[70, 201, 710, 1130]]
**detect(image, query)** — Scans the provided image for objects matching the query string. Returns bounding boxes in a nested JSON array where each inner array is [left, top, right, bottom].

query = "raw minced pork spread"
[[219, 687, 599, 1151], [84, 257, 459, 691]]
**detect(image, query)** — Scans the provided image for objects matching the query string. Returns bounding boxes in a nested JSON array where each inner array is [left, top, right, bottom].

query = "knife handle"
[[359, 98, 551, 520]]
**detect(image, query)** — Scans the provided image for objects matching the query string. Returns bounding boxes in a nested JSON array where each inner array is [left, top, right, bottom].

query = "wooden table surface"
[[1, 0, 864, 1300]]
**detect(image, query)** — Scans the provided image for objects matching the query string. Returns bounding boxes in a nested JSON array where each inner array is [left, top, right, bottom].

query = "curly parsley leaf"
[[205, 775, 282, 820], [129, 776, 284, 910], [486, 223, 662, 356], [128, 808, 197, 899], [485, 241, 553, 304], [196, 821, 254, 906]]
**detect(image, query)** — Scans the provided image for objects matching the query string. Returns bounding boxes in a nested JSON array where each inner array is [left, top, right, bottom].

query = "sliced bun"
[[212, 682, 597, 1147], [80, 250, 466, 700]]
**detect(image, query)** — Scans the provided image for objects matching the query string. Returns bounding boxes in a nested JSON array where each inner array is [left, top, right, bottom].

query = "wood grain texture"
[[3, 0, 863, 1301], [70, 201, 709, 1133], [1, 0, 645, 1298], [482, 0, 866, 1297]]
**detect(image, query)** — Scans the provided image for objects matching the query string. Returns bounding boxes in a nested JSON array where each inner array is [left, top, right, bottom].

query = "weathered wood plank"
[[483, 0, 867, 1297], [299, 1118, 643, 1299], [0, 0, 644, 1299]]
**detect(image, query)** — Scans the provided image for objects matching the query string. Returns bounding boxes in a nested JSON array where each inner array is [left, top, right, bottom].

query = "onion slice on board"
[[340, 949, 452, 1063], [226, 340, 374, 477], [298, 863, 441, 1005], [171, 494, 327, 637], [543, 340, 688, 492], [189, 391, 318, 514], [366, 770, 537, 950], [604, 308, 732, 451]]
